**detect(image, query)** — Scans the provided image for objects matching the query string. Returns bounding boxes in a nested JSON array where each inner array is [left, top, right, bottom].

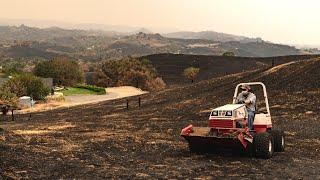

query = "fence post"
[[11, 109, 14, 121], [138, 97, 141, 107], [272, 59, 275, 67], [126, 99, 129, 109]]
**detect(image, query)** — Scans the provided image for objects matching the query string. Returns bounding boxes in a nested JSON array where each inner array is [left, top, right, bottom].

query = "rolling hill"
[[0, 25, 303, 59], [164, 30, 261, 43], [0, 25, 117, 43]]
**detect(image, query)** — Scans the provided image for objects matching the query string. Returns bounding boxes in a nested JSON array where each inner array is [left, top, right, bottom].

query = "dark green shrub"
[[34, 57, 84, 86], [2, 74, 50, 100], [0, 89, 19, 115], [222, 51, 235, 56], [2, 61, 25, 75], [183, 67, 200, 83], [93, 58, 165, 91]]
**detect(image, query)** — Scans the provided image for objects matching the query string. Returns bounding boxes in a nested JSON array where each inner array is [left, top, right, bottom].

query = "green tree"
[[183, 67, 200, 83], [0, 89, 18, 116], [2, 74, 50, 100], [3, 61, 25, 75], [93, 58, 164, 91], [222, 51, 235, 56], [34, 57, 84, 86]]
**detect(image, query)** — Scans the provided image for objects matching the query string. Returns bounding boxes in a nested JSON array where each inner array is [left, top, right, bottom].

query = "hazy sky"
[[1, 0, 319, 45]]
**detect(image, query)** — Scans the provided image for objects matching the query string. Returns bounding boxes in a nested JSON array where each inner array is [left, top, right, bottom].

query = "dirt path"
[[65, 86, 147, 106]]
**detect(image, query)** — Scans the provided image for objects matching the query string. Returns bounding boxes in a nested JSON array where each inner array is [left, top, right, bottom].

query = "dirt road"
[[17, 86, 147, 114], [65, 86, 147, 106]]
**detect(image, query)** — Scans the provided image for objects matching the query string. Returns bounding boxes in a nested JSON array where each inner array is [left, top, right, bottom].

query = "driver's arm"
[[235, 93, 244, 104], [245, 94, 256, 105]]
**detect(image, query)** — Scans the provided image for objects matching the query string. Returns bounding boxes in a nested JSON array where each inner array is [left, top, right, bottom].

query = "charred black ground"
[[0, 57, 320, 179], [143, 54, 320, 85]]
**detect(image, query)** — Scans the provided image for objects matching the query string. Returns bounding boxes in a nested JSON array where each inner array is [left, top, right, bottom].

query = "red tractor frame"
[[181, 82, 285, 158]]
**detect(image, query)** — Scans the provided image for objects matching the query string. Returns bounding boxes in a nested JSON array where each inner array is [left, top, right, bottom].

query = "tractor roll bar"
[[232, 82, 271, 116]]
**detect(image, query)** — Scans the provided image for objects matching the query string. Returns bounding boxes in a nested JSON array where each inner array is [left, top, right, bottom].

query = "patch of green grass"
[[61, 87, 105, 96], [74, 84, 106, 94]]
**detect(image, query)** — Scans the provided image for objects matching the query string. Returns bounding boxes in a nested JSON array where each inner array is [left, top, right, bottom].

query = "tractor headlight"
[[225, 111, 233, 116], [211, 110, 218, 116]]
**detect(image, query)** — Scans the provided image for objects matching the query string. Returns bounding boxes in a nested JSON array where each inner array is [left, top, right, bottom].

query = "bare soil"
[[1, 58, 319, 179]]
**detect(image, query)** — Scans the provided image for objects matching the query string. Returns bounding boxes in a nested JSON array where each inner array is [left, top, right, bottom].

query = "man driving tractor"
[[235, 84, 256, 131], [181, 82, 285, 158]]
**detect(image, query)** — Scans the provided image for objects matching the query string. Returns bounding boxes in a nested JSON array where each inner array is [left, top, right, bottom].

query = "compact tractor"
[[181, 82, 285, 159]]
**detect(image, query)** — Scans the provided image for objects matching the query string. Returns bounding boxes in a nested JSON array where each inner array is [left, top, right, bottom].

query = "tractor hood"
[[210, 104, 247, 120], [213, 104, 245, 111]]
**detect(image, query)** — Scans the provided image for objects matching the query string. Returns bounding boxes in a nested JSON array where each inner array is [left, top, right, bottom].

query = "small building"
[[84, 72, 96, 85], [19, 96, 32, 109], [41, 78, 53, 89]]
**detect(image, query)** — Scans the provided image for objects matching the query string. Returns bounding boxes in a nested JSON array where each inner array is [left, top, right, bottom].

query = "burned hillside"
[[1, 57, 320, 179]]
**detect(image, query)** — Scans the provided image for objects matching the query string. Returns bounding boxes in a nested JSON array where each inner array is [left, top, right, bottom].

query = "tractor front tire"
[[254, 132, 274, 159], [245, 141, 254, 157], [269, 130, 285, 152]]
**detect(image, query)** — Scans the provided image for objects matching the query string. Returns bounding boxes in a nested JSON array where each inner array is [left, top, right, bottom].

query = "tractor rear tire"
[[269, 130, 285, 152], [188, 142, 201, 154], [253, 132, 274, 159]]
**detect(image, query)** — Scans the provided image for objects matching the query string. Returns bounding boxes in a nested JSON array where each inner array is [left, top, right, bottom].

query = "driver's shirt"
[[236, 92, 256, 112]]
